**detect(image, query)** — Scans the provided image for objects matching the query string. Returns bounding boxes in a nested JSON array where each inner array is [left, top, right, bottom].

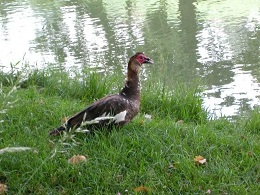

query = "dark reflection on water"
[[0, 0, 259, 117]]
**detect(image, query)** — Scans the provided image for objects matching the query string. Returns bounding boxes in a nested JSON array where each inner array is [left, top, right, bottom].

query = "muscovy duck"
[[49, 52, 153, 135]]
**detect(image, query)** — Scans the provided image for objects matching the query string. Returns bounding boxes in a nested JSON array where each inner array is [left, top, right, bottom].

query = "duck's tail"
[[49, 126, 66, 136], [49, 110, 87, 136]]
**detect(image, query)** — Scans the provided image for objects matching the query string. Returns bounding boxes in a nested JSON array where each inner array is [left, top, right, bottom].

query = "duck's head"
[[133, 52, 154, 65], [128, 52, 153, 72]]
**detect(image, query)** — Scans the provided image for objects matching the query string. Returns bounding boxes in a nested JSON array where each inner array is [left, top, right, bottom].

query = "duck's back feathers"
[[49, 94, 139, 135]]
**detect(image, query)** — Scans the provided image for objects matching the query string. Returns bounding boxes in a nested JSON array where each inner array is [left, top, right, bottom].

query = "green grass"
[[0, 69, 259, 194]]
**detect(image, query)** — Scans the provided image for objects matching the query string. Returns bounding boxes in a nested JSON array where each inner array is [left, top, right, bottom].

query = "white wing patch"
[[79, 110, 127, 127], [83, 112, 87, 121], [80, 113, 114, 126], [114, 110, 127, 123]]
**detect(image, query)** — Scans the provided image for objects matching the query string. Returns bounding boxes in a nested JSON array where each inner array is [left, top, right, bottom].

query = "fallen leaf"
[[134, 185, 151, 193], [0, 184, 7, 194], [144, 114, 152, 120], [168, 162, 179, 170], [61, 116, 69, 123], [247, 151, 254, 157], [194, 155, 206, 165], [68, 155, 87, 164], [37, 98, 45, 105], [177, 120, 184, 125], [115, 174, 124, 182]]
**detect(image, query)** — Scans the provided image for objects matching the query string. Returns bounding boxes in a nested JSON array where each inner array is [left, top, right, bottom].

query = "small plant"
[[244, 107, 260, 134], [0, 62, 34, 155]]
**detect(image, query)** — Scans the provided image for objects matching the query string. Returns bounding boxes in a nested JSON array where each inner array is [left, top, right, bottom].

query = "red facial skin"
[[135, 53, 153, 65]]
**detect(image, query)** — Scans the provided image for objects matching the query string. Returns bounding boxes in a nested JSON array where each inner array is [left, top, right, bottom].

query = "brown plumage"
[[49, 52, 153, 136]]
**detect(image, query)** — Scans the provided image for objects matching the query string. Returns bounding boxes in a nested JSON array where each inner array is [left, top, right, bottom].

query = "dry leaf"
[[115, 174, 124, 182], [144, 114, 152, 120], [134, 185, 151, 193], [61, 116, 69, 123], [247, 151, 254, 157], [177, 120, 184, 125], [194, 155, 206, 165], [0, 184, 7, 194], [68, 155, 87, 164], [168, 162, 179, 170]]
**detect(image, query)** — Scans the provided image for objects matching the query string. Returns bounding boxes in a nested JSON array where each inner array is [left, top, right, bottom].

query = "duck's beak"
[[144, 57, 154, 64]]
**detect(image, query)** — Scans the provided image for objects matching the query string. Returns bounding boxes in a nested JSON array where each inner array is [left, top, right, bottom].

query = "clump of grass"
[[243, 107, 260, 134], [19, 68, 119, 101], [142, 79, 207, 124], [0, 67, 24, 125], [0, 65, 37, 158]]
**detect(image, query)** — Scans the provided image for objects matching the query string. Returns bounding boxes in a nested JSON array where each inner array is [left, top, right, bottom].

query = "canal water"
[[0, 0, 259, 117]]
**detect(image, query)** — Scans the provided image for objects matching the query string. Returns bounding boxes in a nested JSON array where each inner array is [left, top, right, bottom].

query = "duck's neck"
[[119, 68, 141, 101]]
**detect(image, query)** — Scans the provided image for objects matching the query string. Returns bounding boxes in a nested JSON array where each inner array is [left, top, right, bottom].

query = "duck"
[[49, 52, 154, 135]]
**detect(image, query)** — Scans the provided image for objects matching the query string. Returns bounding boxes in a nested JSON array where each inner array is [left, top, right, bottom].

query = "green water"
[[0, 0, 259, 117]]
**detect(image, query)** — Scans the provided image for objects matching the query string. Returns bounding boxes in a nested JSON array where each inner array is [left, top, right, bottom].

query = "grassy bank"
[[0, 68, 259, 194]]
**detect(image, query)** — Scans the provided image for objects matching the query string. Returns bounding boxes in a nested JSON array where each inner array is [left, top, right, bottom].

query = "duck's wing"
[[49, 94, 129, 135]]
